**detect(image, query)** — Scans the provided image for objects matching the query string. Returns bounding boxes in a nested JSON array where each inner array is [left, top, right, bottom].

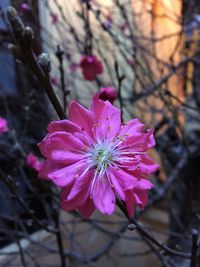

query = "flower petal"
[[48, 119, 92, 146], [139, 155, 159, 175], [133, 189, 149, 209], [38, 159, 86, 187], [67, 169, 93, 201], [61, 170, 93, 211], [109, 166, 137, 191], [50, 150, 85, 164], [92, 178, 115, 215], [91, 97, 121, 142], [119, 119, 145, 136], [118, 129, 156, 152], [69, 101, 94, 138], [0, 117, 8, 133], [48, 120, 81, 134], [38, 131, 85, 158], [135, 178, 153, 190], [125, 190, 135, 219], [79, 197, 95, 219], [107, 171, 125, 201], [107, 170, 125, 201]]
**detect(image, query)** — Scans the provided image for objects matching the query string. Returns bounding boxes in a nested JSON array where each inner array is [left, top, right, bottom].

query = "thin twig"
[[190, 229, 199, 267], [116, 199, 191, 259], [114, 61, 125, 121], [56, 45, 67, 111]]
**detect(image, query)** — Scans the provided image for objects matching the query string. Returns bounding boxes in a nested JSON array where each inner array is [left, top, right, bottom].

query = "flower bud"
[[7, 7, 25, 44], [38, 53, 51, 76]]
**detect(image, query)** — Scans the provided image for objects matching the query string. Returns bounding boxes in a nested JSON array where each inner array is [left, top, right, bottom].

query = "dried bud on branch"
[[24, 26, 34, 45], [7, 43, 25, 62], [7, 7, 25, 44], [38, 53, 51, 76]]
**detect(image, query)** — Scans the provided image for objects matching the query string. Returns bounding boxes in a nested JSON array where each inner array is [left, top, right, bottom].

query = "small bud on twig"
[[8, 43, 17, 54], [7, 7, 25, 44], [128, 224, 136, 231], [38, 53, 51, 76], [24, 26, 34, 45], [8, 43, 25, 62]]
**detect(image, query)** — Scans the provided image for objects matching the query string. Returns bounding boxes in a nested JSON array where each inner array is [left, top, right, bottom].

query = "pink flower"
[[97, 87, 118, 103], [80, 55, 103, 81], [128, 58, 136, 66], [38, 97, 158, 218], [51, 13, 59, 24], [26, 153, 44, 172], [50, 76, 59, 86], [0, 117, 8, 134], [20, 3, 30, 12]]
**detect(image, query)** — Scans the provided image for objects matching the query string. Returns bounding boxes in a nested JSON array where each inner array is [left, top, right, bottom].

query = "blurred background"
[[0, 0, 200, 266]]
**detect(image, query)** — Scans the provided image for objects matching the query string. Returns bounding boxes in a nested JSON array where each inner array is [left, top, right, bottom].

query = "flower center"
[[88, 144, 114, 171], [96, 149, 110, 163]]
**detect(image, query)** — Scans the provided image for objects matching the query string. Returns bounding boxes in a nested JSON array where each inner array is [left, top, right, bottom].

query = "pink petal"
[[50, 150, 85, 164], [114, 154, 139, 171], [67, 169, 93, 201], [109, 166, 137, 191], [38, 131, 85, 158], [38, 159, 86, 187], [0, 117, 8, 133], [133, 189, 148, 209], [48, 119, 92, 147], [91, 97, 121, 142], [92, 178, 115, 215], [119, 119, 145, 137], [48, 120, 81, 134], [125, 188, 149, 218], [147, 129, 156, 149], [125, 190, 135, 219], [26, 153, 43, 172], [79, 197, 95, 219], [61, 170, 93, 211], [135, 178, 153, 190], [107, 170, 125, 201], [139, 155, 159, 175], [119, 129, 156, 152], [69, 101, 94, 138]]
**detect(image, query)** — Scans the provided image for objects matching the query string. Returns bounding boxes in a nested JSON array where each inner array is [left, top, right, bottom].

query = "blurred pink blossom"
[[0, 117, 8, 134], [51, 13, 59, 24], [20, 3, 30, 12], [80, 55, 103, 81], [128, 58, 136, 66], [97, 87, 118, 103], [26, 153, 44, 172], [38, 97, 158, 218], [50, 76, 59, 86]]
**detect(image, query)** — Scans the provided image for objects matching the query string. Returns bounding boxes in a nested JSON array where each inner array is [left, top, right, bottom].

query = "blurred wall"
[[131, 0, 184, 125]]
